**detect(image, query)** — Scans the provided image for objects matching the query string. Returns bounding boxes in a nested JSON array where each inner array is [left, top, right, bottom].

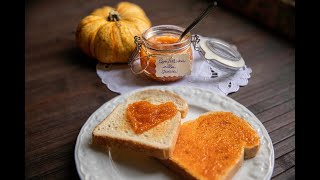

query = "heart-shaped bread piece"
[[92, 89, 188, 159], [127, 101, 178, 134], [163, 111, 260, 180]]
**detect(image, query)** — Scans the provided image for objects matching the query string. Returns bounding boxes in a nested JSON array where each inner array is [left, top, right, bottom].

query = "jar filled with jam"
[[130, 25, 193, 82]]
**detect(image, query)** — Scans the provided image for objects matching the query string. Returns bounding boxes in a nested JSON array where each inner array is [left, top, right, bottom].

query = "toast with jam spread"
[[162, 111, 260, 180], [92, 89, 188, 159]]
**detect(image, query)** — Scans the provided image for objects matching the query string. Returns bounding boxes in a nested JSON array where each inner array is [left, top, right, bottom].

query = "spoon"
[[178, 1, 218, 42]]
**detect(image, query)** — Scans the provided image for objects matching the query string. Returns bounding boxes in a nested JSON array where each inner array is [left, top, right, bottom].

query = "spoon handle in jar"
[[178, 1, 218, 42]]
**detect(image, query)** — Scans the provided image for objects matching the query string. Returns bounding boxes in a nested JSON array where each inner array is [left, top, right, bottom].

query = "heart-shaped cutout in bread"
[[127, 101, 178, 134]]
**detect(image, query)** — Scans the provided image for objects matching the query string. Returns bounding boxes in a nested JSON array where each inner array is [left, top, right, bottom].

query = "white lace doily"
[[96, 37, 252, 95]]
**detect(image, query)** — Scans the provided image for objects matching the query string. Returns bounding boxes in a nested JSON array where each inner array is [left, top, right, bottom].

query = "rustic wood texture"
[[26, 0, 295, 179]]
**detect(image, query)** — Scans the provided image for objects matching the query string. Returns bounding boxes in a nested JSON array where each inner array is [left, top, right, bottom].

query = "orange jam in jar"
[[126, 101, 178, 134], [139, 25, 193, 82]]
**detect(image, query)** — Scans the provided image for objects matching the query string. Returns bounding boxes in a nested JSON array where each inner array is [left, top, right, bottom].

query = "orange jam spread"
[[171, 112, 260, 180], [147, 35, 180, 44], [126, 101, 178, 134], [140, 35, 193, 82]]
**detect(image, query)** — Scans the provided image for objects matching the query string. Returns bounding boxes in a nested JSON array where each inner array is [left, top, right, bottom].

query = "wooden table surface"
[[26, 0, 295, 179]]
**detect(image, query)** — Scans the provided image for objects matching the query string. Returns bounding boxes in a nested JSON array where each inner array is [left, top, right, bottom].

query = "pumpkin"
[[75, 2, 151, 63]]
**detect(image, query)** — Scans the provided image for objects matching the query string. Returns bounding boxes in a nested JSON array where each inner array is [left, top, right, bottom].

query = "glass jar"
[[131, 25, 193, 82]]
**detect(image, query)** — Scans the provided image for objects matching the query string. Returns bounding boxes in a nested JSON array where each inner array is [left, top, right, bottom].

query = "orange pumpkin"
[[76, 2, 151, 63]]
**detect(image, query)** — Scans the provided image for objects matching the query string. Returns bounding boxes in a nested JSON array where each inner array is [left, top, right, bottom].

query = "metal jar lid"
[[196, 36, 245, 69]]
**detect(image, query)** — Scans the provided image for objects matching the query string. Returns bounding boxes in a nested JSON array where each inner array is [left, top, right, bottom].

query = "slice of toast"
[[162, 111, 260, 180], [92, 89, 188, 159]]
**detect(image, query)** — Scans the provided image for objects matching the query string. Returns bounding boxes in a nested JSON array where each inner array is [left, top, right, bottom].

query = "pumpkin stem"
[[107, 10, 121, 21]]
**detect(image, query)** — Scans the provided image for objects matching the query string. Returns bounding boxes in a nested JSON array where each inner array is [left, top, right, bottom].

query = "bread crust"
[[244, 145, 260, 159], [92, 134, 169, 159]]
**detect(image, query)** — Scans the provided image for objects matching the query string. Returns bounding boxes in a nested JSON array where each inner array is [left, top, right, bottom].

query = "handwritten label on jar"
[[155, 54, 191, 77]]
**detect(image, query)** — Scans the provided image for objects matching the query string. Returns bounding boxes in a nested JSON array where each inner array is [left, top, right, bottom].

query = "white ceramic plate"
[[75, 86, 274, 180]]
